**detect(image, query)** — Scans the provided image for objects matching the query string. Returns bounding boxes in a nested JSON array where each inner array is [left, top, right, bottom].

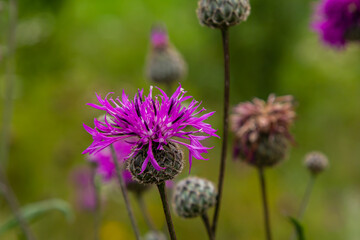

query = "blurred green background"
[[1, 0, 360, 239]]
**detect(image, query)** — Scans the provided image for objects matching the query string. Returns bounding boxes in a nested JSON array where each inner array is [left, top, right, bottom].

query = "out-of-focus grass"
[[1, 0, 360, 239]]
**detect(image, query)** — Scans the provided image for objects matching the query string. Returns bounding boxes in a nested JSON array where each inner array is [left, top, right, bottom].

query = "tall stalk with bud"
[[196, 0, 251, 237]]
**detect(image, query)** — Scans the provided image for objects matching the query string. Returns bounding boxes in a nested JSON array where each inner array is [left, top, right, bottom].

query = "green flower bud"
[[172, 177, 217, 218], [197, 0, 251, 29]]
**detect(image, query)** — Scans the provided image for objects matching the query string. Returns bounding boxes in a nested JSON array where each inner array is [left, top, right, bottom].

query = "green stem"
[[90, 164, 101, 240], [212, 27, 230, 236], [201, 212, 214, 240], [136, 193, 156, 231], [1, 0, 16, 168], [290, 175, 316, 240], [258, 166, 272, 240], [110, 146, 141, 240], [157, 182, 177, 240], [0, 0, 36, 239], [298, 175, 316, 220], [0, 170, 35, 240]]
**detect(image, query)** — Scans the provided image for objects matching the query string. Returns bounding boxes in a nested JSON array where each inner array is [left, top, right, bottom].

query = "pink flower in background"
[[88, 140, 132, 182], [71, 167, 97, 211], [313, 0, 360, 47]]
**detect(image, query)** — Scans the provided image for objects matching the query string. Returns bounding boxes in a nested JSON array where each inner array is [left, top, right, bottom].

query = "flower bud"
[[143, 231, 167, 240], [146, 25, 187, 84], [304, 151, 328, 175], [172, 177, 217, 218], [128, 142, 184, 185], [197, 0, 251, 29]]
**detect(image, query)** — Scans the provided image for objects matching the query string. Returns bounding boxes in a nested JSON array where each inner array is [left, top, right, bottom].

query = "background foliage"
[[1, 0, 360, 239]]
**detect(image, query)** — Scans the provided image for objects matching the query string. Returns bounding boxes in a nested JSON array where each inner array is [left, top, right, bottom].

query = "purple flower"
[[88, 140, 132, 182], [83, 85, 218, 172], [151, 27, 169, 49], [312, 0, 360, 47], [71, 167, 97, 211]]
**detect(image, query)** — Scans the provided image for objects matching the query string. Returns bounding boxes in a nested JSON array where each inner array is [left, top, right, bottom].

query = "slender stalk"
[[297, 175, 315, 220], [90, 164, 101, 240], [1, 0, 17, 168], [136, 193, 156, 231], [290, 175, 316, 240], [110, 146, 141, 240], [157, 182, 177, 240], [212, 27, 230, 235], [258, 166, 272, 240], [0, 170, 35, 240], [0, 1, 35, 239], [201, 212, 214, 240]]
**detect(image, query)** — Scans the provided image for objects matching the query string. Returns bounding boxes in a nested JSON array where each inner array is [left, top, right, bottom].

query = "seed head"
[[231, 94, 296, 167]]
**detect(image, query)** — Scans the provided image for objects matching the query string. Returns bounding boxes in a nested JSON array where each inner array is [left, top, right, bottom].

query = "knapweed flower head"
[[146, 25, 187, 84], [313, 0, 360, 47], [304, 151, 329, 175], [83, 85, 218, 183], [231, 94, 296, 167]]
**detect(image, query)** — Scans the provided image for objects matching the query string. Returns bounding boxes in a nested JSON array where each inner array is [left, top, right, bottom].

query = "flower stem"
[[212, 27, 230, 235], [201, 212, 214, 240], [0, 170, 35, 240], [0, 0, 35, 239], [90, 164, 101, 240], [136, 193, 156, 231], [110, 146, 141, 240], [298, 175, 315, 220], [157, 182, 177, 240], [258, 166, 272, 240], [290, 175, 316, 240], [1, 0, 17, 168]]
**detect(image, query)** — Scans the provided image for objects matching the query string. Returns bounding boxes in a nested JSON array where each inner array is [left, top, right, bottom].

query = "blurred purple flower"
[[151, 27, 168, 49], [88, 140, 132, 182], [71, 167, 97, 211], [312, 0, 360, 47], [83, 85, 218, 172], [165, 180, 174, 189]]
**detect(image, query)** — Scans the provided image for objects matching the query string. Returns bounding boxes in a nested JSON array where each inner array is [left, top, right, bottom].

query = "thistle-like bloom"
[[312, 0, 360, 47], [145, 25, 187, 84], [83, 85, 218, 173], [231, 95, 296, 167]]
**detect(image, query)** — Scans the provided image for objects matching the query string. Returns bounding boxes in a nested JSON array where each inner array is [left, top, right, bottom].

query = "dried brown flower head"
[[231, 94, 296, 167]]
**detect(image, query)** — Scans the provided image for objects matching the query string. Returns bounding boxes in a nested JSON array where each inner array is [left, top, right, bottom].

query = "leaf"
[[0, 199, 74, 235], [288, 216, 305, 240]]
